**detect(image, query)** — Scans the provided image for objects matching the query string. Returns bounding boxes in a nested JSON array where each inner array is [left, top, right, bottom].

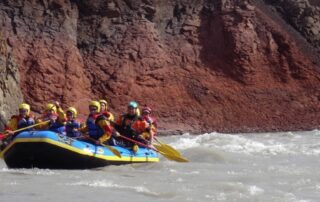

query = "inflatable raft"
[[0, 131, 159, 169]]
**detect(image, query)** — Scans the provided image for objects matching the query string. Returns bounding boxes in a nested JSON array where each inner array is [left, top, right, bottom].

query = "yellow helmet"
[[66, 107, 77, 118], [89, 101, 100, 112], [45, 103, 57, 113], [19, 103, 30, 115], [99, 99, 108, 105], [99, 99, 108, 110]]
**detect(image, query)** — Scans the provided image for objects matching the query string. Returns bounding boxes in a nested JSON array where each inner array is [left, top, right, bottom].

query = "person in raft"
[[99, 99, 114, 122], [36, 102, 66, 134], [113, 101, 150, 153], [80, 101, 113, 145], [5, 103, 35, 136], [65, 107, 81, 138], [140, 105, 157, 144], [1, 103, 35, 150]]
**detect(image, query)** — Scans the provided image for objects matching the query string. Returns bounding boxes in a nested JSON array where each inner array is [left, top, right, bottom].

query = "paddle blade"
[[102, 144, 122, 158], [158, 150, 189, 163], [153, 142, 182, 157], [153, 144, 176, 156]]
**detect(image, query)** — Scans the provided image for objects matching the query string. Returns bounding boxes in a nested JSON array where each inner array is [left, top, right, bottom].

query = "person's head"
[[19, 103, 30, 117], [89, 101, 100, 115], [45, 103, 57, 115], [66, 107, 77, 120], [99, 99, 108, 112], [127, 101, 138, 116], [142, 106, 152, 117]]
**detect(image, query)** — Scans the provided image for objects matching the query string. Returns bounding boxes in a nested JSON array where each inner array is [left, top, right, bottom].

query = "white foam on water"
[[0, 168, 57, 176], [170, 131, 320, 157], [170, 132, 293, 156], [67, 180, 160, 196], [248, 185, 264, 196]]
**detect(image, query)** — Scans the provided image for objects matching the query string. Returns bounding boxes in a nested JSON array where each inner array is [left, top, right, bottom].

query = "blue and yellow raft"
[[0, 131, 159, 169]]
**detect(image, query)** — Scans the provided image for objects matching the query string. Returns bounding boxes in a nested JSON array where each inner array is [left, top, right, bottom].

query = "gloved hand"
[[112, 131, 121, 137]]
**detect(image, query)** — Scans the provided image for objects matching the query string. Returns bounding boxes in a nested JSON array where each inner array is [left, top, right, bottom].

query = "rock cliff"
[[0, 31, 23, 130], [0, 0, 319, 133]]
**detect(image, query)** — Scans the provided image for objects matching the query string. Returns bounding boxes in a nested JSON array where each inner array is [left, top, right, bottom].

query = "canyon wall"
[[0, 0, 319, 133]]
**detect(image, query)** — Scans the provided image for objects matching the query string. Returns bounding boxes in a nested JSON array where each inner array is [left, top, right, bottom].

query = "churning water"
[[1, 130, 320, 202]]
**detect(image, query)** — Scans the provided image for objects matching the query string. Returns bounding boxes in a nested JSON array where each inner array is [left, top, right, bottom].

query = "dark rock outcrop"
[[0, 0, 320, 133], [0, 31, 23, 130], [264, 0, 320, 52]]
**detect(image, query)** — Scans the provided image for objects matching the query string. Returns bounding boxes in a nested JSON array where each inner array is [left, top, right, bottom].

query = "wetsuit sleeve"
[[108, 112, 115, 122], [97, 119, 112, 142], [57, 107, 66, 123]]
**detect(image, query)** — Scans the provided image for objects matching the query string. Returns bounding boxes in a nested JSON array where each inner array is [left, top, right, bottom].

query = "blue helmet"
[[128, 101, 138, 108]]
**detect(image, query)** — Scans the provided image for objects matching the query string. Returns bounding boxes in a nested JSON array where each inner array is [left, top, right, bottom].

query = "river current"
[[1, 130, 320, 202]]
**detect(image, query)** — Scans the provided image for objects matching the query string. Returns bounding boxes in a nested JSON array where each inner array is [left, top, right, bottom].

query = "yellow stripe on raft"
[[0, 138, 159, 163]]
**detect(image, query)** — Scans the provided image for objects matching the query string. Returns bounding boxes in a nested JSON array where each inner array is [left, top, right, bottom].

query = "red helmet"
[[142, 106, 152, 114]]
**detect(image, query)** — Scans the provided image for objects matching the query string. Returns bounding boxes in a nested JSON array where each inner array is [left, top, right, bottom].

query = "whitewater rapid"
[[1, 130, 320, 202]]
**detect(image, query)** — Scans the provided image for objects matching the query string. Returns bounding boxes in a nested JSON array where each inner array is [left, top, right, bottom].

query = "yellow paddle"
[[100, 143, 122, 158], [118, 134, 189, 163], [0, 120, 50, 139], [85, 136, 122, 158], [154, 137, 182, 157]]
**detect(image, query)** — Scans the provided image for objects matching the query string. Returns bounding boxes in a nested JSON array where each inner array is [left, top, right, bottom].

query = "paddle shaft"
[[118, 134, 159, 153], [118, 134, 188, 162], [1, 120, 50, 136]]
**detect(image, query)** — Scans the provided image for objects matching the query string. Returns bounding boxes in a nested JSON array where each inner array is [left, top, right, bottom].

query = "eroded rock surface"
[[0, 0, 319, 133]]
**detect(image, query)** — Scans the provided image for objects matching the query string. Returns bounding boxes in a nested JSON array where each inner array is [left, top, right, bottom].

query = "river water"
[[1, 130, 320, 202]]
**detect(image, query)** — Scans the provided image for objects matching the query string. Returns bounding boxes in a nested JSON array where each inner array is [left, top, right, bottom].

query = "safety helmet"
[[142, 106, 152, 114], [128, 101, 138, 108], [45, 103, 57, 113], [19, 103, 30, 115], [66, 107, 77, 118], [89, 100, 100, 112], [99, 99, 108, 105]]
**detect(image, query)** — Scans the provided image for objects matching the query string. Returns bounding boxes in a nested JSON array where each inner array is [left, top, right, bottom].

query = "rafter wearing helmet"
[[99, 99, 115, 122], [35, 101, 66, 134], [113, 101, 150, 153], [80, 100, 113, 145], [65, 107, 81, 138], [5, 103, 35, 136]]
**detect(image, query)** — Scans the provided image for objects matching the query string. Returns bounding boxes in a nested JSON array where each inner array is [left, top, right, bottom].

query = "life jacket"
[[65, 120, 81, 138], [49, 121, 65, 134], [5, 114, 34, 134], [143, 116, 157, 128], [119, 114, 139, 136], [116, 114, 149, 138], [86, 113, 104, 140], [17, 115, 35, 129], [101, 111, 114, 122], [42, 113, 65, 134]]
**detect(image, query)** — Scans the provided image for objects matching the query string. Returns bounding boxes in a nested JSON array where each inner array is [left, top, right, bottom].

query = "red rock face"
[[1, 0, 320, 133]]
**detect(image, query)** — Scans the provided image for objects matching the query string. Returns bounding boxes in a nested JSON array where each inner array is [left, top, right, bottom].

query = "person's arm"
[[5, 117, 18, 134], [55, 101, 66, 123], [97, 119, 112, 143]]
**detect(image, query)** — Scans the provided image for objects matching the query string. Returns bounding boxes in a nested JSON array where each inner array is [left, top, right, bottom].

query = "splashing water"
[[1, 130, 320, 201]]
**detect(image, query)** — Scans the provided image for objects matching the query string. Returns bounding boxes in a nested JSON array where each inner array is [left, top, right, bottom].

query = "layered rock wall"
[[0, 0, 319, 133], [0, 31, 23, 130]]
